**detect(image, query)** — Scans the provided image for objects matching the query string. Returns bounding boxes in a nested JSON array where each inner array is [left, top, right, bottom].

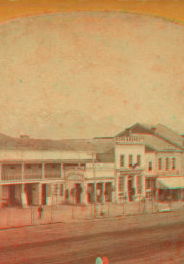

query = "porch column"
[[124, 175, 128, 202], [102, 182, 105, 203], [42, 163, 45, 179], [142, 175, 146, 197], [21, 163, 24, 193], [155, 179, 158, 201], [115, 172, 118, 203], [94, 182, 97, 203], [56, 183, 59, 208], [39, 183, 42, 205], [82, 182, 88, 205]]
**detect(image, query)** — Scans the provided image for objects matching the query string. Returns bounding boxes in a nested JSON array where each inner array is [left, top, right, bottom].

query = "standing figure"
[[38, 205, 44, 219]]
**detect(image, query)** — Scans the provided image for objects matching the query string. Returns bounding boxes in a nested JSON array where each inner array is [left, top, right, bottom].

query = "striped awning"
[[157, 177, 184, 189]]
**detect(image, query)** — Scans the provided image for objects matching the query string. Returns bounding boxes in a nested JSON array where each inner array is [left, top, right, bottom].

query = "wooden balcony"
[[24, 172, 42, 180], [2, 172, 22, 181], [45, 171, 61, 179]]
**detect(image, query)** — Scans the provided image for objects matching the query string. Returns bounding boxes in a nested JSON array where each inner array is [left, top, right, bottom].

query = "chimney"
[[151, 127, 157, 134], [126, 128, 132, 136]]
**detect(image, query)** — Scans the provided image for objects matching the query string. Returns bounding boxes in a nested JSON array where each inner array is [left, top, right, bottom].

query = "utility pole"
[[93, 153, 97, 218]]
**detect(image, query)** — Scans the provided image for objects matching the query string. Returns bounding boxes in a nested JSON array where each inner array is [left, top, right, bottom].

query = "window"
[[129, 154, 133, 167], [60, 184, 64, 196], [137, 176, 142, 194], [172, 157, 176, 170], [137, 154, 141, 166], [158, 158, 162, 170], [148, 161, 152, 171], [166, 158, 170, 170], [120, 155, 125, 167], [118, 177, 124, 193]]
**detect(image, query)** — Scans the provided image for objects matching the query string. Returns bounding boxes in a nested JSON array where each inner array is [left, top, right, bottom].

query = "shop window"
[[166, 158, 170, 170], [172, 157, 176, 170], [120, 155, 125, 167], [148, 161, 152, 171], [158, 158, 162, 170]]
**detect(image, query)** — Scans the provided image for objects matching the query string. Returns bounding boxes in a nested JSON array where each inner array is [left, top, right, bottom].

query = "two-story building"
[[1, 122, 184, 209], [115, 123, 184, 202], [0, 135, 115, 208]]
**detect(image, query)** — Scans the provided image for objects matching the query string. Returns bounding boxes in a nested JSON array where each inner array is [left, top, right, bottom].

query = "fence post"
[[72, 198, 75, 219], [31, 207, 33, 225], [51, 206, 53, 223], [152, 196, 155, 213]]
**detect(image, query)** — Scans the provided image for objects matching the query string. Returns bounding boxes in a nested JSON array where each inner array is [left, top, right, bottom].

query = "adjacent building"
[[0, 123, 184, 209]]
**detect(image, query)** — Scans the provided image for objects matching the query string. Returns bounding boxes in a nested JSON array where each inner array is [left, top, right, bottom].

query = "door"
[[9, 185, 16, 206], [42, 184, 47, 205], [128, 180, 133, 201]]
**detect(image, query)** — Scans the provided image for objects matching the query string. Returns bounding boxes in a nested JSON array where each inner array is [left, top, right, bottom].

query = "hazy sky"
[[0, 12, 184, 139]]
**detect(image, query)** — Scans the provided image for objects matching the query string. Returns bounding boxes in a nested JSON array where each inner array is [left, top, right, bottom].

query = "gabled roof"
[[116, 123, 155, 137], [115, 123, 184, 152]]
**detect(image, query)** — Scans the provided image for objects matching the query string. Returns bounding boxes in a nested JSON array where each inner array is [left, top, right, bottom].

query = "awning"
[[157, 177, 184, 189]]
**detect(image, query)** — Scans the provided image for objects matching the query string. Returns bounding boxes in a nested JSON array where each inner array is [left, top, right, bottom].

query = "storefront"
[[156, 177, 184, 201]]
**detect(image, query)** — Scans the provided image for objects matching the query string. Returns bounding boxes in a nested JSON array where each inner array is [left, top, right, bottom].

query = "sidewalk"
[[0, 200, 184, 229]]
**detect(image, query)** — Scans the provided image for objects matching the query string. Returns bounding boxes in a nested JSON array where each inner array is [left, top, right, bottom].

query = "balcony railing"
[[115, 136, 144, 144], [1, 171, 61, 181], [45, 172, 61, 179], [24, 172, 42, 180], [2, 173, 22, 181]]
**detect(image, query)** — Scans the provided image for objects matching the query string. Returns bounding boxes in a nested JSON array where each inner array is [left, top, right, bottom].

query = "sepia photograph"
[[0, 0, 184, 263]]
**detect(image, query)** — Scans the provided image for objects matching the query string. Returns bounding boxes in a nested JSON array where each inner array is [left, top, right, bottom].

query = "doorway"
[[25, 184, 33, 206], [42, 184, 47, 205], [105, 182, 112, 202], [9, 185, 16, 206], [87, 183, 94, 203], [128, 179, 133, 201], [76, 183, 82, 204]]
